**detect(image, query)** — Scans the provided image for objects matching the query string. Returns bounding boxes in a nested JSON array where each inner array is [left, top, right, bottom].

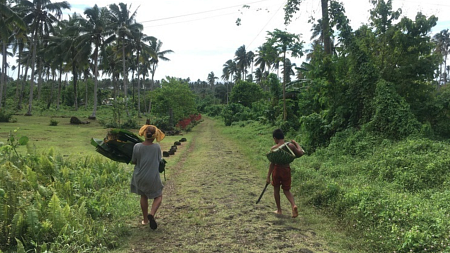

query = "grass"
[[0, 112, 370, 252]]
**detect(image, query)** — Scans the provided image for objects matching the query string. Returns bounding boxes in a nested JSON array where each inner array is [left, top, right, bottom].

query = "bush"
[[367, 80, 421, 139], [221, 103, 250, 126], [49, 119, 59, 126], [204, 104, 223, 117], [0, 109, 13, 122], [299, 112, 332, 152]]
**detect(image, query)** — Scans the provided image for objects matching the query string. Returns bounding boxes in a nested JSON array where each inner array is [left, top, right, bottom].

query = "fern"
[[11, 211, 25, 240], [15, 238, 26, 253], [47, 193, 65, 234], [39, 156, 55, 177], [0, 188, 6, 245], [25, 166, 38, 190], [25, 206, 40, 242]]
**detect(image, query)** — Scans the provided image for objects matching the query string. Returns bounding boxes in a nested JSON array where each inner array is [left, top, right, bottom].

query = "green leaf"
[[15, 238, 26, 253]]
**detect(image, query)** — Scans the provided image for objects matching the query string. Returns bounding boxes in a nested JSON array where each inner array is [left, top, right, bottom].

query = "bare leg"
[[283, 190, 298, 218], [274, 186, 282, 214], [148, 195, 162, 230], [150, 195, 162, 216], [140, 195, 149, 224]]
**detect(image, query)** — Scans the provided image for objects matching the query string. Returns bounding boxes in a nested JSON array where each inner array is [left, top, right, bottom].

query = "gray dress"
[[130, 143, 164, 199]]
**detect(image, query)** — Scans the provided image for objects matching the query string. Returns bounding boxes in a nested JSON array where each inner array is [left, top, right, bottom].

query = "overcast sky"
[[7, 0, 450, 82]]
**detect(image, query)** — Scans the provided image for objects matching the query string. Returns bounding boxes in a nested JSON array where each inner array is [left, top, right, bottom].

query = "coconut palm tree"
[[19, 0, 70, 115], [234, 45, 250, 80], [78, 5, 114, 118], [266, 29, 303, 120], [433, 29, 450, 84], [0, 0, 26, 108], [109, 2, 142, 113], [247, 50, 255, 82], [207, 71, 218, 91], [148, 39, 173, 113], [50, 14, 88, 110], [130, 29, 156, 115], [222, 59, 237, 104]]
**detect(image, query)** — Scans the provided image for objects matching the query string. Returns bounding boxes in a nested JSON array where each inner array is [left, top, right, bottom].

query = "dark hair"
[[273, 128, 284, 140], [146, 126, 156, 139]]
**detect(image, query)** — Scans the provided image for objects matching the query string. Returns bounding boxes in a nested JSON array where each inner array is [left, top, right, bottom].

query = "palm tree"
[[207, 71, 218, 93], [247, 50, 255, 82], [433, 29, 450, 84], [148, 39, 173, 113], [235, 45, 250, 79], [109, 3, 142, 113], [222, 59, 237, 104], [0, 1, 26, 108], [50, 14, 88, 110], [266, 29, 303, 120], [19, 0, 70, 115], [131, 29, 156, 115], [78, 5, 113, 119], [255, 42, 278, 84]]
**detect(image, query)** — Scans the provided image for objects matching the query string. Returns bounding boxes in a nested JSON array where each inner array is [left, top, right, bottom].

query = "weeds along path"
[[119, 118, 339, 253]]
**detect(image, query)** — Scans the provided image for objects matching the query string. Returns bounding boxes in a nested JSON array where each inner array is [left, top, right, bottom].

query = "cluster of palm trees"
[[220, 30, 303, 119], [0, 1, 173, 118]]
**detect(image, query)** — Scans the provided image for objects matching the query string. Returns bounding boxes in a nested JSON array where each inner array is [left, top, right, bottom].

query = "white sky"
[[6, 0, 450, 82]]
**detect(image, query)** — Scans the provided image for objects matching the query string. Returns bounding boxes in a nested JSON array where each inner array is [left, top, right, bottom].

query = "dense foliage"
[[0, 131, 134, 252]]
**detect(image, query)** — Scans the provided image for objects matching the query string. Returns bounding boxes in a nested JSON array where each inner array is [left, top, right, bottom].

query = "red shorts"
[[272, 165, 291, 191]]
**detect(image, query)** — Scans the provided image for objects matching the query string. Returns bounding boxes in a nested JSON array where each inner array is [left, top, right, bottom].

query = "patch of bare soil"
[[119, 118, 338, 253]]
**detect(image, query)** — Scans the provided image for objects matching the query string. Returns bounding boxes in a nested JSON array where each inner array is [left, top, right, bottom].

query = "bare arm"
[[289, 140, 304, 157]]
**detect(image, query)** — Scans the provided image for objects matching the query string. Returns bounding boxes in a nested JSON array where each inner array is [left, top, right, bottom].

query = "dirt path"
[[118, 118, 341, 253]]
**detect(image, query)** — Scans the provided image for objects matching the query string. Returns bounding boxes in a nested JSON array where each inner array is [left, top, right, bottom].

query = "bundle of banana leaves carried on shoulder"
[[91, 129, 143, 164]]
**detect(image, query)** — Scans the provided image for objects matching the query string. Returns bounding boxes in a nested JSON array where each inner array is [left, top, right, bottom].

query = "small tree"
[[229, 80, 263, 107], [151, 77, 197, 126]]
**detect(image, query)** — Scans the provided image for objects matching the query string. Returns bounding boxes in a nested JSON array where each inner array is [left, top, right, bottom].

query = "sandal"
[[148, 214, 157, 230]]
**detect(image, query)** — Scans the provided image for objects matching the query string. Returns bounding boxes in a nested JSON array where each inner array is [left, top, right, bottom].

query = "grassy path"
[[114, 118, 355, 253]]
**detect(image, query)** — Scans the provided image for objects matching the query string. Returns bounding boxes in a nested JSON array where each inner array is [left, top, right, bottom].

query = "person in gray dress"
[[131, 125, 165, 229]]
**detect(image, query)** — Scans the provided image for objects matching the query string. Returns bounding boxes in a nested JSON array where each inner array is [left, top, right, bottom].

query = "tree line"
[[199, 0, 450, 151], [0, 1, 173, 119]]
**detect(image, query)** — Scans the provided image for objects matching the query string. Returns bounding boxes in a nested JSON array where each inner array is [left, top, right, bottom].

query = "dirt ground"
[[115, 118, 347, 253]]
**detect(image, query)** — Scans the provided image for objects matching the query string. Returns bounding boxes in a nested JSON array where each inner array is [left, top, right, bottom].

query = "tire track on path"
[[121, 118, 338, 253]]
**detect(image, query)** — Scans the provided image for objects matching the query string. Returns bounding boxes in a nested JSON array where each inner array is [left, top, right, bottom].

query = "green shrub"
[[367, 80, 421, 139], [204, 104, 223, 117], [0, 109, 13, 122], [49, 119, 59, 126]]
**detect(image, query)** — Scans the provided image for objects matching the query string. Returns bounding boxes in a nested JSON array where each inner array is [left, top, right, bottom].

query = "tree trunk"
[[47, 74, 55, 109], [73, 66, 78, 110], [322, 0, 332, 55], [0, 42, 6, 109], [282, 51, 287, 121], [37, 58, 43, 100], [57, 64, 62, 110], [19, 60, 30, 110], [148, 65, 156, 114], [122, 41, 129, 116], [27, 30, 39, 116], [90, 47, 99, 119], [15, 54, 22, 108]]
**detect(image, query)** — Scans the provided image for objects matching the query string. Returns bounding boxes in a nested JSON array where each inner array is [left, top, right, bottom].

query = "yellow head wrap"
[[138, 125, 165, 142]]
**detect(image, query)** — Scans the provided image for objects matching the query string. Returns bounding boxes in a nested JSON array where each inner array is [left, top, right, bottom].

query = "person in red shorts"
[[266, 129, 304, 218]]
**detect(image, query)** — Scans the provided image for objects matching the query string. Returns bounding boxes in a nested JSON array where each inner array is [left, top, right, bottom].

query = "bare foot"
[[273, 210, 282, 215], [141, 220, 148, 225], [292, 206, 298, 218]]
